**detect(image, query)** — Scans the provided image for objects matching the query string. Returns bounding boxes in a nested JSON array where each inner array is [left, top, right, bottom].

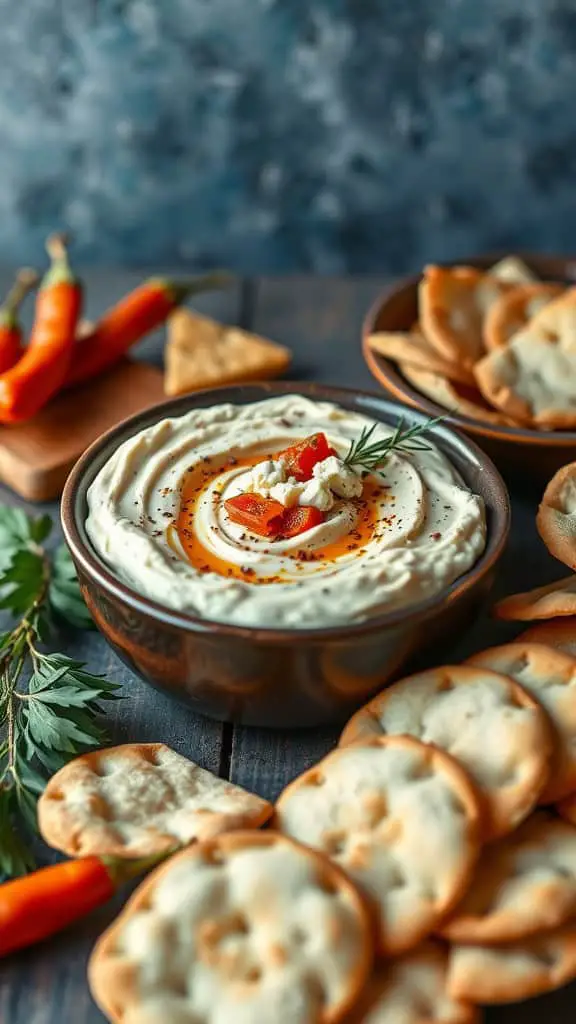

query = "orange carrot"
[[0, 269, 38, 374], [0, 235, 81, 424], [67, 271, 231, 386], [0, 853, 166, 957]]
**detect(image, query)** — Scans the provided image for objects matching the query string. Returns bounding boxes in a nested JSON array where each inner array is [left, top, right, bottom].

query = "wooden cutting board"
[[0, 360, 165, 502]]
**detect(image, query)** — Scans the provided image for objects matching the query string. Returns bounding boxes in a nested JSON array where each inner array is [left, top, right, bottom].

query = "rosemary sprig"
[[344, 415, 445, 473], [0, 506, 120, 879]]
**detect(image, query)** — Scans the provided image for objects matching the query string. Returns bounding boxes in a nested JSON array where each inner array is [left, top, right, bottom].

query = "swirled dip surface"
[[86, 396, 486, 628]]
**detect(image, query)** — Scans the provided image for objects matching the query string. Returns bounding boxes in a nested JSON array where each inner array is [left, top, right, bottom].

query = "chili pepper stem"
[[103, 849, 174, 886], [43, 233, 75, 288], [0, 269, 39, 328], [166, 270, 233, 306]]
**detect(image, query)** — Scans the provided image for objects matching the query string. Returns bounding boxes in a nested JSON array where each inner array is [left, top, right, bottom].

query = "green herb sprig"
[[0, 506, 120, 879], [344, 415, 445, 474]]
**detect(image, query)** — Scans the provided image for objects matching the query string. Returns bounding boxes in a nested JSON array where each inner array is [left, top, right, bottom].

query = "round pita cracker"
[[399, 363, 514, 426], [419, 265, 511, 368], [537, 461, 576, 570], [339, 665, 553, 839], [89, 830, 373, 1024], [344, 942, 479, 1024], [368, 325, 475, 386], [38, 743, 272, 859], [275, 735, 482, 956], [493, 575, 576, 621], [466, 642, 576, 802], [484, 282, 564, 351], [474, 288, 576, 429], [518, 618, 576, 658], [447, 924, 576, 1004], [441, 811, 576, 945]]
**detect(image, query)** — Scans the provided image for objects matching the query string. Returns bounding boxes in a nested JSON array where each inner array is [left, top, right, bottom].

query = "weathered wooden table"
[[0, 273, 571, 1022]]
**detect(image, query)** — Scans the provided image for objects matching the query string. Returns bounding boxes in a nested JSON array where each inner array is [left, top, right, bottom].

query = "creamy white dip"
[[86, 395, 486, 628]]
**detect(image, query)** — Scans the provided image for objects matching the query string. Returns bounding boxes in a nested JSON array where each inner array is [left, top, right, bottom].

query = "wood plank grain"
[[251, 275, 385, 390]]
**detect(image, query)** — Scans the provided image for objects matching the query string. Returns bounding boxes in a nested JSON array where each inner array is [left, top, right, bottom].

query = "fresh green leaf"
[[0, 504, 119, 878], [33, 653, 120, 699], [27, 663, 73, 694], [28, 743, 68, 777], [0, 631, 14, 651], [13, 752, 47, 796], [24, 703, 79, 755], [28, 514, 52, 544], [53, 543, 77, 579], [0, 548, 45, 615], [31, 685, 117, 707], [14, 782, 38, 833], [0, 787, 36, 879], [0, 506, 32, 545], [49, 544, 93, 628], [34, 605, 53, 644]]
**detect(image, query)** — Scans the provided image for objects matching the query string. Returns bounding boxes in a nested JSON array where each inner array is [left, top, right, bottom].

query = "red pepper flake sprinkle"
[[430, 532, 442, 541]]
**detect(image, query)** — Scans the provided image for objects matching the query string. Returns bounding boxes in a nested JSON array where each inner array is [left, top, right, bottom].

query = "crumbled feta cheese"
[[245, 459, 286, 492], [269, 480, 305, 507], [312, 456, 363, 499], [243, 453, 363, 511], [298, 477, 336, 511]]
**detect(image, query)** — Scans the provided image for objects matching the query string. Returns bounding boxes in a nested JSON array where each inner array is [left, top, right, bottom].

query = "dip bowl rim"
[[61, 380, 510, 644]]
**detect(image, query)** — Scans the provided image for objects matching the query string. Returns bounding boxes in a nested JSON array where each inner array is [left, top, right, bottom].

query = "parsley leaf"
[[0, 507, 120, 879]]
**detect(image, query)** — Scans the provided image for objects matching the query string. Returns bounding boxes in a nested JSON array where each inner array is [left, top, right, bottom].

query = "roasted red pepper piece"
[[225, 493, 325, 538], [277, 433, 336, 481], [277, 505, 325, 538], [224, 493, 286, 537]]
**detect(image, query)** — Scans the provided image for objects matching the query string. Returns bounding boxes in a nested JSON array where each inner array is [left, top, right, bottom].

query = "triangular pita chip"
[[369, 324, 475, 385], [399, 362, 514, 426], [488, 256, 538, 285], [419, 264, 512, 367], [165, 309, 291, 395]]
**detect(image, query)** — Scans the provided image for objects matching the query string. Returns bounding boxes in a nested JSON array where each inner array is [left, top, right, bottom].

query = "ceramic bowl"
[[363, 253, 576, 485], [61, 381, 510, 728]]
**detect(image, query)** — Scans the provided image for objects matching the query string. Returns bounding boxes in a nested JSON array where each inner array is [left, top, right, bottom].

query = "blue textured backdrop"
[[1, 0, 576, 272]]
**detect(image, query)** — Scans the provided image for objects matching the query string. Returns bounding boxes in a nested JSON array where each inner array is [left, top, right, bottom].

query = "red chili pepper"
[[225, 493, 286, 537], [225, 492, 325, 539], [0, 235, 81, 424], [67, 271, 231, 387], [0, 269, 38, 374], [277, 505, 325, 537], [0, 852, 166, 958], [277, 433, 336, 481]]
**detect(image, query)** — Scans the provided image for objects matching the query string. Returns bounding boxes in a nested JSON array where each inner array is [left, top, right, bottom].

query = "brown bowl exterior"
[[61, 382, 510, 728], [363, 252, 576, 484]]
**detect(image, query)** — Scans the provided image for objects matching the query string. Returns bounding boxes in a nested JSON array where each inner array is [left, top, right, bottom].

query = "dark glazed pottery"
[[61, 382, 510, 728], [363, 252, 576, 485]]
